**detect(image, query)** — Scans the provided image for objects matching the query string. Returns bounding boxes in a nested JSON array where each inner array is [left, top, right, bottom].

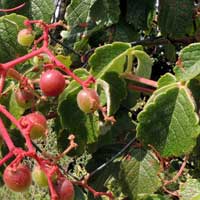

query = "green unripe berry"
[[32, 166, 48, 187], [32, 165, 57, 187], [17, 29, 35, 47], [77, 88, 100, 113]]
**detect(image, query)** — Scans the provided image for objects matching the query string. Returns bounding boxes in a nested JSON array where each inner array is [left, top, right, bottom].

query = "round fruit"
[[32, 165, 57, 187], [3, 164, 32, 192], [76, 88, 100, 113], [55, 178, 74, 200], [25, 112, 47, 139], [39, 70, 66, 96], [17, 29, 35, 46], [32, 166, 48, 187], [15, 88, 34, 109]]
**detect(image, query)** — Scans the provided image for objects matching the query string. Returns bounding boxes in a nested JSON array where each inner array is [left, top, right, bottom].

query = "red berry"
[[17, 29, 35, 46], [25, 112, 47, 139], [39, 70, 66, 96], [15, 88, 34, 109], [3, 164, 32, 192], [77, 88, 100, 113], [55, 178, 74, 200]]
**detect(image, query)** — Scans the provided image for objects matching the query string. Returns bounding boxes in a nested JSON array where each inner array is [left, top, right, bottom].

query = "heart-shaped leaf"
[[137, 82, 200, 157], [119, 149, 161, 199]]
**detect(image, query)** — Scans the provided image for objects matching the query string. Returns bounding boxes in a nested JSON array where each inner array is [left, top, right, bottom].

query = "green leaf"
[[132, 49, 153, 78], [90, 0, 120, 26], [119, 149, 161, 199], [175, 60, 200, 82], [58, 69, 99, 147], [9, 89, 25, 120], [0, 0, 54, 22], [158, 0, 194, 38], [64, 0, 104, 46], [174, 43, 200, 81], [158, 73, 177, 89], [122, 87, 140, 109], [188, 79, 200, 111], [74, 185, 86, 200], [0, 14, 27, 62], [138, 194, 170, 200], [192, 195, 200, 200], [56, 55, 72, 68], [89, 42, 131, 78], [113, 18, 139, 42], [97, 72, 127, 116], [137, 83, 200, 157], [66, 0, 96, 27], [126, 0, 156, 30], [65, 0, 120, 43], [27, 0, 54, 22], [163, 44, 176, 62], [180, 178, 200, 200]]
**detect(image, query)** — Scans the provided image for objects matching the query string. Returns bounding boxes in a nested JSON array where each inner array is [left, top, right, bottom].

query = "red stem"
[[0, 19, 108, 200], [0, 105, 21, 130], [0, 151, 14, 167], [0, 19, 93, 91], [0, 3, 25, 12], [164, 155, 189, 185], [44, 48, 85, 87], [0, 105, 35, 151], [23, 134, 35, 152], [2, 48, 44, 70], [121, 72, 158, 88], [128, 84, 155, 94], [73, 181, 114, 199]]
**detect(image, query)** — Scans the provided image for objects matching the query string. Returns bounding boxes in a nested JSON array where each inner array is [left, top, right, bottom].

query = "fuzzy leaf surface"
[[89, 42, 131, 78], [132, 49, 153, 78], [0, 14, 27, 62], [158, 0, 194, 38], [90, 0, 120, 26], [66, 0, 96, 27], [157, 73, 177, 89], [27, 0, 54, 22], [0, 0, 54, 22], [180, 178, 200, 200], [174, 43, 200, 81], [97, 72, 127, 116], [137, 83, 200, 157], [119, 149, 161, 199], [126, 0, 156, 30], [9, 89, 25, 120]]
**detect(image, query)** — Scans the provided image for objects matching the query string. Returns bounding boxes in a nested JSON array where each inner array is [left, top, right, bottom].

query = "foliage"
[[1, 0, 200, 200]]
